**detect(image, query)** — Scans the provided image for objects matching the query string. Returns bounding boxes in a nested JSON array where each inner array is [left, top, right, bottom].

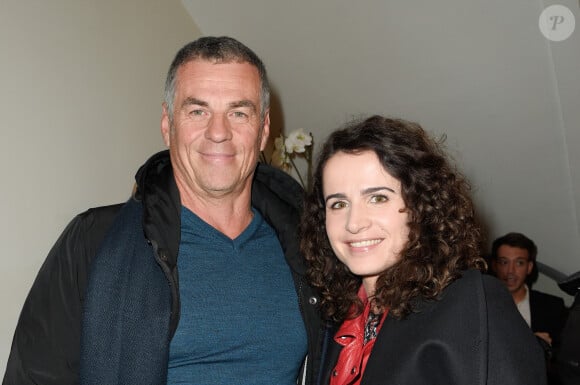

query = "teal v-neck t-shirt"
[[167, 207, 307, 384]]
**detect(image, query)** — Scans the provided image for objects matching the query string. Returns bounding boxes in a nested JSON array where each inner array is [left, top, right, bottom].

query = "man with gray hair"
[[3, 36, 323, 385]]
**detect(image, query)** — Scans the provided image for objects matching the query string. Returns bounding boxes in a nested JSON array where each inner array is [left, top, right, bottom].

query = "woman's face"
[[323, 150, 409, 295]]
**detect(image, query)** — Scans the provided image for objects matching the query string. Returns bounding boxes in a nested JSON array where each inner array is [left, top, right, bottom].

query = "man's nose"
[[205, 114, 232, 142]]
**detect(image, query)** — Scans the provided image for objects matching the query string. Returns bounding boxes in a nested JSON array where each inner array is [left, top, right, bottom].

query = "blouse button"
[[332, 370, 338, 377], [351, 367, 357, 374]]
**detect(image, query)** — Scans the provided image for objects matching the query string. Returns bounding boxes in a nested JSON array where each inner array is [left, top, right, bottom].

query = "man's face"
[[492, 245, 533, 295], [161, 60, 269, 202]]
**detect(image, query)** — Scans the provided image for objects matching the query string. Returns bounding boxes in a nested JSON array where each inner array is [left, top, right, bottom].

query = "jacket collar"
[[135, 150, 181, 269], [134, 150, 306, 275]]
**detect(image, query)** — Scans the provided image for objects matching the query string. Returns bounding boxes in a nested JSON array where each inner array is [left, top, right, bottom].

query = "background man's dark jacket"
[[529, 289, 568, 347]]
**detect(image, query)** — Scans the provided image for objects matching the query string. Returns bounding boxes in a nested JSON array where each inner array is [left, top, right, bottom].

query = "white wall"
[[181, 0, 580, 303], [0, 0, 200, 372]]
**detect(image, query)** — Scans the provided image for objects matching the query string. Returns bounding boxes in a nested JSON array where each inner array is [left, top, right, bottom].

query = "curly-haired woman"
[[300, 115, 546, 385]]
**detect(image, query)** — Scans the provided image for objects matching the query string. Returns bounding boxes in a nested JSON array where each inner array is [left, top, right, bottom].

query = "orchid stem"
[[288, 156, 306, 189]]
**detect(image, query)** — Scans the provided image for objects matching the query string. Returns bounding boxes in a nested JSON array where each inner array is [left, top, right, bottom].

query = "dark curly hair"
[[300, 116, 486, 322]]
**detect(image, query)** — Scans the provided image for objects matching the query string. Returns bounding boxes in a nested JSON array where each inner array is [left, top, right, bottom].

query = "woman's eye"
[[329, 201, 348, 210], [370, 195, 388, 203]]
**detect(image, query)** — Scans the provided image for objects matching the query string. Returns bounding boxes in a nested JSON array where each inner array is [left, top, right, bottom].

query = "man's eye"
[[189, 109, 207, 119], [230, 111, 250, 122]]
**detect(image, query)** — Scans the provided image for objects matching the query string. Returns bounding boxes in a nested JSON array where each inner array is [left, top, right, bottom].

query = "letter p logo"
[[550, 15, 565, 30], [539, 5, 576, 42]]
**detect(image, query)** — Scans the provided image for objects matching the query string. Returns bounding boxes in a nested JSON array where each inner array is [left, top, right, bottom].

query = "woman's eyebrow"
[[362, 186, 395, 195], [324, 193, 346, 204], [324, 186, 396, 204]]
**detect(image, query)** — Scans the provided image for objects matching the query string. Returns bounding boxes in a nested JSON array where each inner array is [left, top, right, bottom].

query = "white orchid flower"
[[272, 134, 290, 169], [262, 128, 313, 190], [285, 128, 312, 154]]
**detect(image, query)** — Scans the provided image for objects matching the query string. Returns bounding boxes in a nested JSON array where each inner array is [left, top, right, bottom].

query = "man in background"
[[490, 232, 568, 350]]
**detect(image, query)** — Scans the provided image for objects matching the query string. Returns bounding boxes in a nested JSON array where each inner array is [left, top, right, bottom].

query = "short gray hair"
[[163, 36, 270, 123]]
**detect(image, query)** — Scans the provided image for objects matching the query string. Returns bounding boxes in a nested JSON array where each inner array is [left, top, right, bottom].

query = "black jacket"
[[555, 272, 580, 384], [529, 289, 568, 347], [321, 271, 547, 385], [3, 150, 323, 385]]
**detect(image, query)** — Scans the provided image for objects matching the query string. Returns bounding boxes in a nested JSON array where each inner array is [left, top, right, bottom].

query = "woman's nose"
[[345, 205, 371, 233]]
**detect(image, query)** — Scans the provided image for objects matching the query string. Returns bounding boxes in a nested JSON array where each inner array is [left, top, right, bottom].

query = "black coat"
[[529, 289, 568, 347], [3, 151, 323, 385], [321, 271, 547, 385], [555, 293, 580, 385]]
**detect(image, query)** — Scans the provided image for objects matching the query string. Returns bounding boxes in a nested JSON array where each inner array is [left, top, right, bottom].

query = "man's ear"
[[161, 103, 171, 147], [526, 261, 534, 275], [259, 110, 270, 151]]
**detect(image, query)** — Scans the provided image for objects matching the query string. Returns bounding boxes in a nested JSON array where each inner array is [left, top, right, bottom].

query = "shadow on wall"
[[262, 86, 285, 158]]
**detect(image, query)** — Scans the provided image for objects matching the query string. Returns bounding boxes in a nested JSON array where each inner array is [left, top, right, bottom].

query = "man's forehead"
[[178, 58, 258, 75], [497, 245, 530, 260]]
